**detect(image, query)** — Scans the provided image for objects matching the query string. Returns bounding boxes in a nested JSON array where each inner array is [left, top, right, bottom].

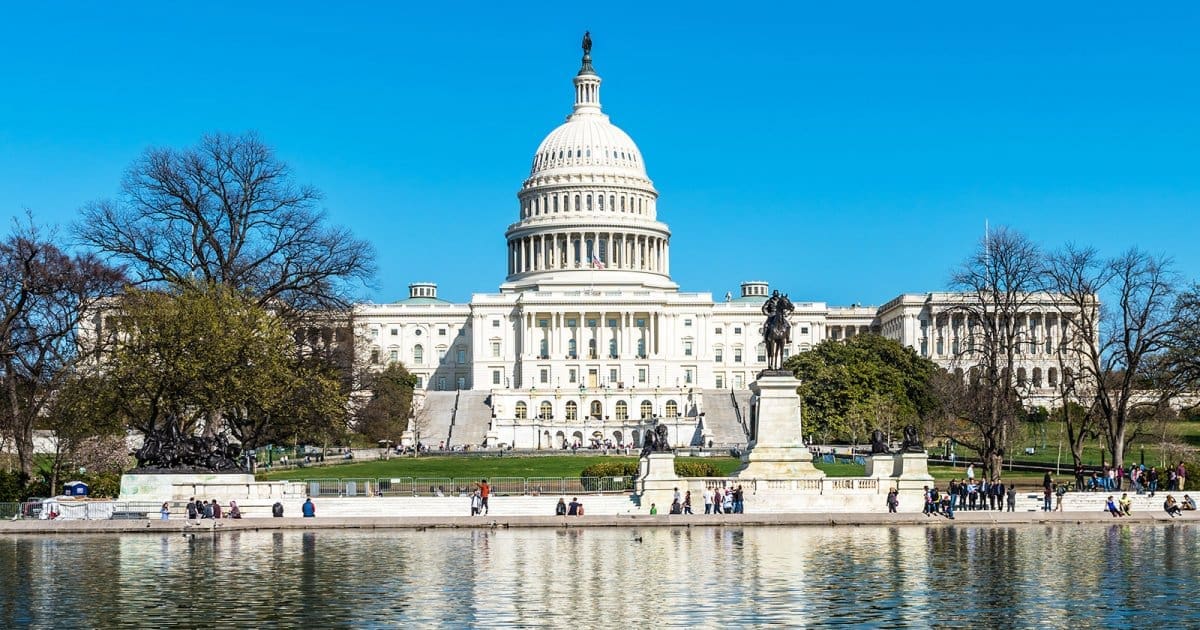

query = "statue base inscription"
[[732, 373, 825, 480]]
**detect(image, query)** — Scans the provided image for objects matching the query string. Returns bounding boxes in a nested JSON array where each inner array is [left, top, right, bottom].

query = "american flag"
[[591, 253, 605, 269]]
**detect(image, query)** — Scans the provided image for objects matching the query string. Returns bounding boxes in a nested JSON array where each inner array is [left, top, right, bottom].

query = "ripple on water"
[[0, 524, 1196, 628]]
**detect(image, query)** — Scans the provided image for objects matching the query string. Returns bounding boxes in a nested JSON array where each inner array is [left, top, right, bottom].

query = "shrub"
[[580, 461, 639, 479], [674, 460, 722, 477]]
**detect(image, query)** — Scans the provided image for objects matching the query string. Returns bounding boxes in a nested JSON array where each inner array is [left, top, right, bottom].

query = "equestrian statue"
[[761, 290, 795, 372]]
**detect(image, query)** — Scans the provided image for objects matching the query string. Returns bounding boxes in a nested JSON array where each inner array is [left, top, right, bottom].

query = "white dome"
[[529, 116, 647, 179]]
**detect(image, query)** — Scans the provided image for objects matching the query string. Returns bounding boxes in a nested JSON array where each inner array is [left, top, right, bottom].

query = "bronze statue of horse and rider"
[[761, 290, 795, 373]]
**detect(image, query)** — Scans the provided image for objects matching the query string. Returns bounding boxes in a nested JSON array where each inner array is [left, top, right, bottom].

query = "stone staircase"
[[700, 389, 750, 448], [418, 391, 457, 447], [447, 391, 492, 449]]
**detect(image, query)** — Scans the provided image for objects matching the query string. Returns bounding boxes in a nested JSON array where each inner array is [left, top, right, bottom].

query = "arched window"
[[640, 400, 653, 419], [598, 195, 604, 211], [615, 401, 628, 421], [539, 401, 552, 420], [566, 401, 578, 421], [1048, 368, 1059, 387], [1033, 367, 1043, 388], [574, 195, 581, 211], [1017, 367, 1027, 386], [621, 196, 626, 211], [609, 195, 615, 211], [590, 400, 602, 418], [412, 344, 423, 364], [515, 402, 527, 419], [539, 339, 548, 358], [568, 338, 577, 358], [370, 347, 380, 364], [665, 400, 678, 418], [609, 338, 618, 358], [637, 338, 646, 358], [586, 194, 593, 211]]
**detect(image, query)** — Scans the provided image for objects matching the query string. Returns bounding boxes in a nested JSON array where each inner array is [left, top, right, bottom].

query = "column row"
[[508, 232, 669, 275]]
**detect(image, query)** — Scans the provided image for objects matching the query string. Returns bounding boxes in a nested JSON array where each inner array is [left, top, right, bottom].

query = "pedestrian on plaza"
[[966, 463, 975, 483], [186, 498, 198, 520], [1119, 493, 1132, 516], [302, 497, 316, 518], [1074, 463, 1085, 492], [556, 497, 567, 515], [712, 488, 723, 514], [1043, 483, 1053, 512], [922, 486, 932, 516], [734, 485, 745, 514], [886, 488, 899, 513], [161, 502, 170, 521], [722, 489, 734, 513], [1006, 484, 1017, 512], [683, 491, 693, 515], [470, 490, 482, 516], [1055, 483, 1066, 511], [1177, 462, 1187, 492], [649, 503, 657, 515], [476, 479, 491, 515], [703, 488, 713, 514]]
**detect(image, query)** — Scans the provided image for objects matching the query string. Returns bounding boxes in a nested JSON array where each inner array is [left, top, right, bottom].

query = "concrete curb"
[[0, 511, 1193, 535]]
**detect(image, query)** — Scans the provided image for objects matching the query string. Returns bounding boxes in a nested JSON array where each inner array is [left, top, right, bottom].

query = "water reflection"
[[1, 524, 1196, 627]]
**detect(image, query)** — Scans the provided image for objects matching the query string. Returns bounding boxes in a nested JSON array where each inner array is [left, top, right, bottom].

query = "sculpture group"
[[134, 423, 243, 472], [870, 425, 926, 455]]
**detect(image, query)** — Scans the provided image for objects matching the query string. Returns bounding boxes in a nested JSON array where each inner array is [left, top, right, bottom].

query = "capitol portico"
[[355, 37, 1080, 451]]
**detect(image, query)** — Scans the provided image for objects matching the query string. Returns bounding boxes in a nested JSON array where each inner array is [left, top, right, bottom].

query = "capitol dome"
[[502, 34, 675, 293]]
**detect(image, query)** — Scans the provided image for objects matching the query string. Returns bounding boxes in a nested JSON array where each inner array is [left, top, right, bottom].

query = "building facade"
[[354, 42, 1080, 449]]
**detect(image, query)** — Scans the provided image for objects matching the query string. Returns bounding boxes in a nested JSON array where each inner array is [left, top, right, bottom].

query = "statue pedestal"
[[894, 452, 933, 481], [865, 454, 895, 478], [732, 373, 825, 480], [119, 472, 258, 502], [636, 452, 680, 513]]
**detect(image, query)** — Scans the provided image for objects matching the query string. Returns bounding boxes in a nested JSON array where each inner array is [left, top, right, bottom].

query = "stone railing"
[[691, 477, 884, 494]]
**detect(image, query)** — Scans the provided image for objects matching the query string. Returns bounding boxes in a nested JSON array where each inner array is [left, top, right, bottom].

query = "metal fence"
[[301, 476, 636, 498]]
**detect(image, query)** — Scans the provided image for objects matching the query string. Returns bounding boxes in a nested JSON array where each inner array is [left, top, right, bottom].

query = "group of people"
[[469, 479, 491, 516], [176, 497, 243, 520], [1075, 462, 1187, 495], [555, 497, 585, 515], [914, 479, 1020, 519], [703, 486, 744, 514], [1103, 493, 1197, 517]]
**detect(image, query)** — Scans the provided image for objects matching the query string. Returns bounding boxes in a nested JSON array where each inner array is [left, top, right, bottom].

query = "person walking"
[[703, 488, 713, 514], [1177, 462, 1187, 492], [683, 491, 693, 515], [475, 479, 491, 515], [886, 488, 899, 513]]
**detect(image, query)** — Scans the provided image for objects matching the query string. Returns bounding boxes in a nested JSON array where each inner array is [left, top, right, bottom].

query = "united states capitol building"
[[356, 40, 1072, 450]]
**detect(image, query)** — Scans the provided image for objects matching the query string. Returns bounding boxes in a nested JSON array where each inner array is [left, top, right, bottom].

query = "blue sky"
[[1, 3, 1197, 305]]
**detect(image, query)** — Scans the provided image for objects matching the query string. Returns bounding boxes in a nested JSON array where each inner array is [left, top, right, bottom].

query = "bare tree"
[[0, 216, 124, 482], [1168, 283, 1200, 391], [947, 226, 1044, 477], [76, 132, 375, 315]]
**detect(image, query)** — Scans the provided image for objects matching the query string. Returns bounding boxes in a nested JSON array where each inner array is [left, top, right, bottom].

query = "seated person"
[[555, 498, 567, 516], [1105, 496, 1121, 517], [1183, 495, 1197, 511], [1164, 495, 1182, 517], [1118, 494, 1132, 516]]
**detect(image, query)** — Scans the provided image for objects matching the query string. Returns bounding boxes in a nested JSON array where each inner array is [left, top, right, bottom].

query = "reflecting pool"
[[1, 524, 1195, 627]]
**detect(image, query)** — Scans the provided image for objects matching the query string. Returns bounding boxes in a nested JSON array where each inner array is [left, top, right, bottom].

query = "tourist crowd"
[[173, 497, 243, 520]]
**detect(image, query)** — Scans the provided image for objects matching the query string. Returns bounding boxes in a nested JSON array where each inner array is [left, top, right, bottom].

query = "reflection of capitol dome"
[[503, 37, 674, 292]]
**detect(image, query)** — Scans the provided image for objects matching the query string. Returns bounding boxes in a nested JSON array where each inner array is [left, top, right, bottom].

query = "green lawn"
[[944, 420, 1200, 468], [255, 455, 870, 481]]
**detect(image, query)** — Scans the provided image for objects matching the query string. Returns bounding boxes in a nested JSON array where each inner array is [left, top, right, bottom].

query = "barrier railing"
[[300, 476, 637, 498]]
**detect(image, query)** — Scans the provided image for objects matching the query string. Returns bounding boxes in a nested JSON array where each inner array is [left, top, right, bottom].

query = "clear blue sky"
[[2, 3, 1197, 305]]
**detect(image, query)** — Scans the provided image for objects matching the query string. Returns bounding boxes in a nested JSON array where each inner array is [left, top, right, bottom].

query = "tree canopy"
[[355, 363, 418, 444], [82, 282, 347, 451], [785, 334, 940, 444]]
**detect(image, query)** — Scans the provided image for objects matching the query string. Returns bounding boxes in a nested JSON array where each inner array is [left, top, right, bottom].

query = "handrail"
[[730, 390, 749, 437]]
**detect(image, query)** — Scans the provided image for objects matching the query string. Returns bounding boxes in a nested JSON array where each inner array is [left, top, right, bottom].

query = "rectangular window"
[[491, 341, 501, 357], [715, 374, 724, 389], [439, 328, 446, 336], [457, 349, 466, 364], [638, 368, 647, 383], [734, 349, 743, 363], [715, 348, 723, 362], [388, 350, 398, 362], [415, 376, 424, 389], [609, 368, 618, 383], [370, 349, 380, 364], [607, 318, 617, 327], [390, 328, 398, 336], [685, 368, 694, 384], [684, 341, 693, 356], [567, 318, 577, 327], [800, 327, 809, 335], [587, 318, 597, 327], [438, 348, 447, 362], [569, 369, 577, 383], [540, 369, 549, 384], [538, 319, 549, 328], [684, 318, 692, 327], [734, 374, 744, 389], [492, 370, 501, 385], [370, 327, 380, 338], [715, 327, 722, 335], [734, 327, 742, 334], [636, 318, 646, 328], [757, 347, 767, 362], [492, 319, 500, 327]]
